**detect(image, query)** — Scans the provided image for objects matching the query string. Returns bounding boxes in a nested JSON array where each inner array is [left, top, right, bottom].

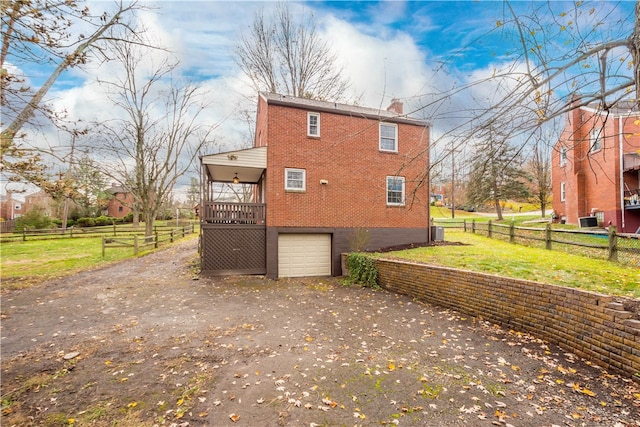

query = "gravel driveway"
[[1, 237, 639, 426]]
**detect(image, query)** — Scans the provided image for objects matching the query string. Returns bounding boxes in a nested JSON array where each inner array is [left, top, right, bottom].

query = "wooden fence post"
[[545, 223, 552, 250], [463, 219, 467, 232], [608, 226, 618, 262], [113, 223, 117, 236], [155, 231, 159, 248], [472, 220, 476, 234], [488, 220, 492, 238], [134, 235, 139, 256], [509, 221, 515, 243]]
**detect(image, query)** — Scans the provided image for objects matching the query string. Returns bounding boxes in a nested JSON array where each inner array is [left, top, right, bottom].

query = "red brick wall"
[[342, 255, 640, 379], [107, 193, 134, 218], [262, 103, 430, 229], [553, 108, 640, 232]]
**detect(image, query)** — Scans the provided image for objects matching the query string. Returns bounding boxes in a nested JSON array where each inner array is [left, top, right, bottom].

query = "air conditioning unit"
[[578, 216, 598, 228], [431, 225, 444, 241]]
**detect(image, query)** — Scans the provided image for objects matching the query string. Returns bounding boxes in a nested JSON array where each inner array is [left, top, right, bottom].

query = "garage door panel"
[[278, 234, 331, 278]]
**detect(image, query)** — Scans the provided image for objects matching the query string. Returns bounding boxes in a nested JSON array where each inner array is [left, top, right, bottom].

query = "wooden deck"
[[202, 202, 266, 225]]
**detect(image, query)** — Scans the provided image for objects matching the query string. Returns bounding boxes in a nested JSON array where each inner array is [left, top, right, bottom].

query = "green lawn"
[[381, 231, 640, 298], [0, 234, 198, 289]]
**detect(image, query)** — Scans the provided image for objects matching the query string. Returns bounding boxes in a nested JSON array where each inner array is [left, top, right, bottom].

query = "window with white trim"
[[386, 176, 405, 206], [285, 168, 306, 191], [307, 112, 320, 137], [379, 123, 398, 152], [559, 147, 567, 167], [560, 182, 566, 202], [590, 127, 602, 152]]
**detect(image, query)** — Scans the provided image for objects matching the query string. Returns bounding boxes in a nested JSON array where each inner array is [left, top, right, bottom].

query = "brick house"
[[200, 92, 431, 278], [106, 184, 134, 218], [551, 100, 640, 233]]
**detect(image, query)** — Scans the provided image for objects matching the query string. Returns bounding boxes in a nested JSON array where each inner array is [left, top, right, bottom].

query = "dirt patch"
[[1, 238, 639, 426]]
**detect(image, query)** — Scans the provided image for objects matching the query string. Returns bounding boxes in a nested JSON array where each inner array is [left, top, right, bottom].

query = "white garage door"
[[278, 234, 331, 278]]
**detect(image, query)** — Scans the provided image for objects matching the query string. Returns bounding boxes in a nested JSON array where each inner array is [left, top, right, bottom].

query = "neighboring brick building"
[[200, 92, 430, 278], [106, 184, 134, 218], [551, 100, 640, 233]]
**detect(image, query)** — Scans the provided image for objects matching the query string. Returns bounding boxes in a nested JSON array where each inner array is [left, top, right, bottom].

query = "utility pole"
[[451, 139, 455, 219]]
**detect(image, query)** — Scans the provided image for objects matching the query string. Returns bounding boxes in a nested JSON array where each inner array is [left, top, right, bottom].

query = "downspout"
[[619, 115, 625, 231]]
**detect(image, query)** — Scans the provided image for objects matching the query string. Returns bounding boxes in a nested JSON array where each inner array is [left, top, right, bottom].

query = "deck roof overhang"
[[201, 146, 267, 184], [623, 152, 640, 172]]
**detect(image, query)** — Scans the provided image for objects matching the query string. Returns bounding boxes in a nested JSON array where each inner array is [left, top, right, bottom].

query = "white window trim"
[[379, 123, 398, 152], [307, 112, 320, 137], [559, 147, 567, 167], [590, 127, 602, 152], [285, 168, 306, 191], [386, 176, 405, 206], [560, 182, 566, 202]]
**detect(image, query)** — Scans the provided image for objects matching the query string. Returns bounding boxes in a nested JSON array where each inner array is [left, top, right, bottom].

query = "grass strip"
[[380, 231, 639, 298]]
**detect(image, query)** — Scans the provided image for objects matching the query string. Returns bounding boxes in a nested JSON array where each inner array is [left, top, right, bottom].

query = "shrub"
[[94, 215, 114, 226], [76, 217, 96, 227], [345, 253, 379, 288], [15, 207, 54, 230]]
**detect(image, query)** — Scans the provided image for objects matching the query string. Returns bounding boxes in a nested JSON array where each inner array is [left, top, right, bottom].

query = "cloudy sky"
[[4, 0, 636, 199]]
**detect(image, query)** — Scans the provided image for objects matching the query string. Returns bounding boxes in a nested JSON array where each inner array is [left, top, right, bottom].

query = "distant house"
[[200, 92, 431, 278], [551, 100, 640, 233], [1, 190, 56, 220], [0, 191, 23, 220], [106, 184, 134, 218]]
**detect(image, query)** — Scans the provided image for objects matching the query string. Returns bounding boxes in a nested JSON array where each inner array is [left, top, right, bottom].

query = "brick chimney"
[[386, 98, 403, 115]]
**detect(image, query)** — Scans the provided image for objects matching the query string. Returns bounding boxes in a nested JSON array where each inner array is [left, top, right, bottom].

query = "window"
[[379, 123, 398, 152], [590, 127, 602, 152], [118, 206, 123, 212], [285, 168, 306, 191], [559, 147, 567, 167], [386, 176, 405, 206], [560, 182, 566, 202], [307, 112, 320, 137]]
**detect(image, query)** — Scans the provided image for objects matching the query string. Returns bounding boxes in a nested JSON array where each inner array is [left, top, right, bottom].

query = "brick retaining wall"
[[343, 255, 640, 379]]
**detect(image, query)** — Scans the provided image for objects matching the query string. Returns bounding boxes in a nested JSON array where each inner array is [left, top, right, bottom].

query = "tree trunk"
[[494, 198, 503, 221]]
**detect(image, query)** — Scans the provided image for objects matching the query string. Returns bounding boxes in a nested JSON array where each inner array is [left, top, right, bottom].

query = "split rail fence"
[[101, 224, 195, 257], [0, 222, 195, 243], [432, 219, 640, 267]]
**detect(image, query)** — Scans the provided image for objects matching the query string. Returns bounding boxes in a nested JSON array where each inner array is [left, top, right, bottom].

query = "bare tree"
[[527, 140, 552, 217], [94, 41, 216, 237], [415, 1, 637, 209], [1, 0, 143, 186], [235, 2, 351, 101]]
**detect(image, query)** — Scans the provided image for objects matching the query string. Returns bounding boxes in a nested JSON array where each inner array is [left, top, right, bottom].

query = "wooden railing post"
[[113, 223, 117, 236], [155, 231, 159, 248], [463, 219, 467, 232], [509, 221, 515, 243], [545, 223, 552, 250], [608, 226, 618, 262], [487, 220, 492, 238], [471, 219, 476, 234], [134, 235, 139, 256]]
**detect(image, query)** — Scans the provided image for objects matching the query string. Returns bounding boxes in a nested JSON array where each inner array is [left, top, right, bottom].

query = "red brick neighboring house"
[[200, 92, 430, 278], [106, 184, 134, 218], [1, 190, 56, 220], [551, 100, 640, 233]]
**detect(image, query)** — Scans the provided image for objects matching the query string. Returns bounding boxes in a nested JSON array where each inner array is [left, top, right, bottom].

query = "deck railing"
[[202, 202, 266, 224]]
